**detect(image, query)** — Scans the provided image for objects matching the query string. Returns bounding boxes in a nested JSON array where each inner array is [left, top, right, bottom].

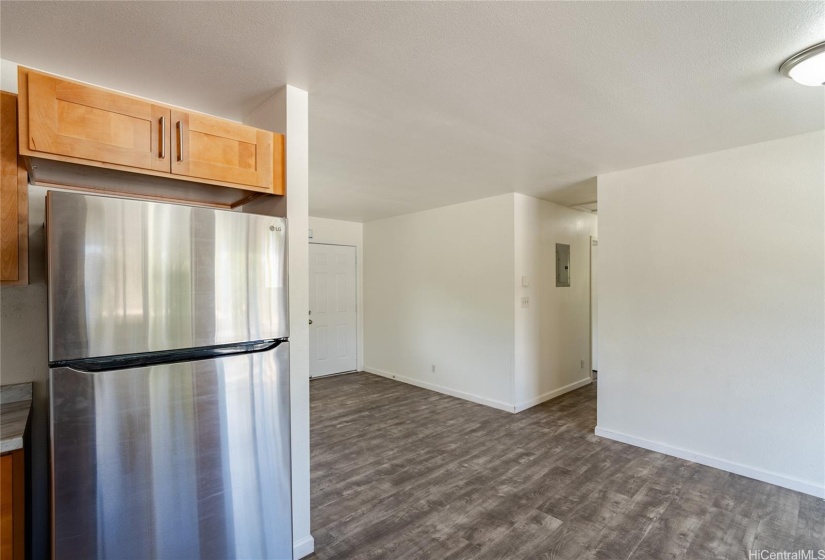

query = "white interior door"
[[309, 244, 357, 378]]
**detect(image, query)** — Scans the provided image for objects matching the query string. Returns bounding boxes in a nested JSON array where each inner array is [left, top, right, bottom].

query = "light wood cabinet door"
[[0, 450, 24, 560], [1, 92, 28, 285], [17, 67, 286, 202], [25, 70, 170, 173], [171, 110, 280, 193], [0, 453, 11, 559]]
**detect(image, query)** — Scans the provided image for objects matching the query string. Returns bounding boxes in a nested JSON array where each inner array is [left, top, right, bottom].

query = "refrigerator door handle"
[[50, 339, 286, 373]]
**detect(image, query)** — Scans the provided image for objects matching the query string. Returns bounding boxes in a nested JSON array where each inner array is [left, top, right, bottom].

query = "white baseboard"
[[364, 367, 515, 412], [293, 535, 314, 559], [513, 377, 592, 413], [594, 426, 825, 499]]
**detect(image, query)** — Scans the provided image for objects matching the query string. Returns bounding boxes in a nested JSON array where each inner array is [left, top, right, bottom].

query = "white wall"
[[363, 194, 516, 411], [244, 86, 314, 558], [308, 217, 364, 371], [513, 194, 597, 412], [0, 186, 49, 560], [363, 193, 597, 413], [597, 130, 825, 498]]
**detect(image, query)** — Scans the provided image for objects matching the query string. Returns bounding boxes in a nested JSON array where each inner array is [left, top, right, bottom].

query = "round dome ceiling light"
[[780, 41, 825, 86]]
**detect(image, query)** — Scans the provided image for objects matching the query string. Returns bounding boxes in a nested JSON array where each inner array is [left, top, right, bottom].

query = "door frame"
[[589, 236, 598, 381], [308, 242, 359, 378]]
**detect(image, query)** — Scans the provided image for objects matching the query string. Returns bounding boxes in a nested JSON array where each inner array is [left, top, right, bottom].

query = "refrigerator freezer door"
[[47, 191, 288, 362], [50, 342, 292, 560]]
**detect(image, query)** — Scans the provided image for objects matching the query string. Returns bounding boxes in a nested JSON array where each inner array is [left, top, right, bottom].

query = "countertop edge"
[[0, 435, 25, 454], [0, 382, 33, 405], [0, 384, 33, 453]]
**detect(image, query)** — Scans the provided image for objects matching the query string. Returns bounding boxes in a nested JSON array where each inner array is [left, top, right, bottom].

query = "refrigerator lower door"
[[50, 342, 292, 560]]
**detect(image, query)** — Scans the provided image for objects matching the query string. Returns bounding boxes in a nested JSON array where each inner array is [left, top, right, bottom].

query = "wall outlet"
[[431, 364, 436, 373], [580, 359, 585, 369], [521, 297, 529, 308]]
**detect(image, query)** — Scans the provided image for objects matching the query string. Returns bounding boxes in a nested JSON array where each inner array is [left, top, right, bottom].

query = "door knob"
[[309, 319, 313, 325]]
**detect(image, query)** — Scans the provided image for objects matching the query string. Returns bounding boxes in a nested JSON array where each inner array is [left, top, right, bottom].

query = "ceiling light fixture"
[[780, 41, 825, 86]]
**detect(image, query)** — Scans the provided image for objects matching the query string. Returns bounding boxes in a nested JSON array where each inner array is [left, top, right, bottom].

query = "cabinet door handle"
[[176, 120, 184, 162], [159, 116, 166, 159]]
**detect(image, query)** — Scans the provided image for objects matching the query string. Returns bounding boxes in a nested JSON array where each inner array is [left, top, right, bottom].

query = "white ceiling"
[[1, 2, 823, 222]]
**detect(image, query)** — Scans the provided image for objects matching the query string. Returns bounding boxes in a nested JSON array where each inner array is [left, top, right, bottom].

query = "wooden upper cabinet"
[[18, 67, 284, 199], [171, 110, 278, 192], [23, 69, 170, 173]]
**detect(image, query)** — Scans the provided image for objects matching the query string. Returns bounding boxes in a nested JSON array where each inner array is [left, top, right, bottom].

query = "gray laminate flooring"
[[309, 372, 823, 559]]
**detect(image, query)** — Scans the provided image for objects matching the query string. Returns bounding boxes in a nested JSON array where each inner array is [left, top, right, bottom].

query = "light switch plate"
[[521, 276, 529, 287]]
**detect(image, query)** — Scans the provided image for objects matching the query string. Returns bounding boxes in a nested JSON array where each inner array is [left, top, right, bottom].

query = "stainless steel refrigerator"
[[47, 191, 292, 559]]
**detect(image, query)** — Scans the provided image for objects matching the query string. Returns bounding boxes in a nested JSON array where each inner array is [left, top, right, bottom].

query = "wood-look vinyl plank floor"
[[309, 372, 820, 560]]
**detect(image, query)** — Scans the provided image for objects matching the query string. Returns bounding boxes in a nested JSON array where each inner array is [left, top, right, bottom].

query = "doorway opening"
[[590, 236, 598, 381]]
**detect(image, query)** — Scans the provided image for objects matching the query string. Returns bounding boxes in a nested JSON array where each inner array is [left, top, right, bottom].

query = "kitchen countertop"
[[0, 382, 32, 453]]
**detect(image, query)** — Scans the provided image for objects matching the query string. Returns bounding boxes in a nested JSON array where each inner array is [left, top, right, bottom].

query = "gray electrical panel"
[[556, 243, 570, 287]]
